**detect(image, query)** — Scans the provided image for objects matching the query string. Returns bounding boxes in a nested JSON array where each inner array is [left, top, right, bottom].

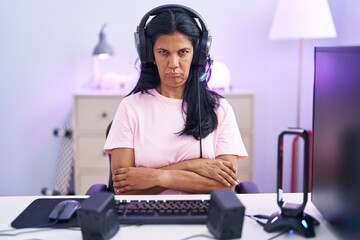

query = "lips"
[[166, 72, 182, 78]]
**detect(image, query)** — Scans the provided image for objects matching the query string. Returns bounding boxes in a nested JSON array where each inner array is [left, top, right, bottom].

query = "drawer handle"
[[101, 112, 108, 118]]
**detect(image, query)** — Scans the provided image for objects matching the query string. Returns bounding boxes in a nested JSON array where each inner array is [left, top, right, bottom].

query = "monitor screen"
[[312, 46, 360, 236]]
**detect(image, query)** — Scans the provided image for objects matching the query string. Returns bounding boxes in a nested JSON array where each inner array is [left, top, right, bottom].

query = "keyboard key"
[[115, 199, 209, 224]]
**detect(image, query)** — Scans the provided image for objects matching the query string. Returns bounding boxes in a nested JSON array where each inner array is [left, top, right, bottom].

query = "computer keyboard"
[[115, 199, 210, 224]]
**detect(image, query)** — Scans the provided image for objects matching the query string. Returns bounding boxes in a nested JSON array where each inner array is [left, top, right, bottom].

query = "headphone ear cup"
[[135, 27, 154, 64], [193, 32, 211, 66], [198, 32, 211, 66], [145, 37, 154, 63], [135, 27, 147, 63]]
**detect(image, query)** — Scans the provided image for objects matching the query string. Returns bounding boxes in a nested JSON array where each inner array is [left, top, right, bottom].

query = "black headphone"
[[134, 4, 212, 66]]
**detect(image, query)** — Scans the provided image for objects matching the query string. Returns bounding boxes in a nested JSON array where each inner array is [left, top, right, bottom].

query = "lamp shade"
[[208, 60, 231, 92], [269, 0, 337, 40], [93, 24, 114, 59]]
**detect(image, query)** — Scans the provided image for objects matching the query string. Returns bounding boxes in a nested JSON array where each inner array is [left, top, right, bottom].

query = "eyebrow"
[[178, 48, 191, 51], [155, 47, 191, 52]]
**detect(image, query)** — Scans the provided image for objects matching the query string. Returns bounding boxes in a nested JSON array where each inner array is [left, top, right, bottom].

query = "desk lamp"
[[269, 0, 336, 128], [92, 23, 114, 89], [208, 60, 231, 93], [264, 128, 318, 238]]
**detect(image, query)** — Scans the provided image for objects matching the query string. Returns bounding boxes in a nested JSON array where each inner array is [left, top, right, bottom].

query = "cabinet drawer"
[[77, 171, 108, 195], [238, 134, 252, 180], [77, 136, 109, 169], [238, 172, 251, 182], [75, 96, 122, 131], [225, 94, 253, 130]]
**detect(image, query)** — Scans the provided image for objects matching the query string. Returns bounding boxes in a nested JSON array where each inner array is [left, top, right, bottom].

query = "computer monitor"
[[312, 46, 360, 236]]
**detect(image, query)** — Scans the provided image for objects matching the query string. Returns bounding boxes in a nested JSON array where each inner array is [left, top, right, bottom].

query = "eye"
[[179, 49, 190, 56], [158, 49, 168, 55]]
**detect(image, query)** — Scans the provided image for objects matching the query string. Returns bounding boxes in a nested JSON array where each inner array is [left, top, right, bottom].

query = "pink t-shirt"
[[104, 88, 248, 194]]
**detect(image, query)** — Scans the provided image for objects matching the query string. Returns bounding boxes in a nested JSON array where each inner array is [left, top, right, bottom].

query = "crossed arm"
[[111, 148, 239, 195]]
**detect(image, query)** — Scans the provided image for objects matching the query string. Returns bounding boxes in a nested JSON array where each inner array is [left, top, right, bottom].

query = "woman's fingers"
[[215, 173, 231, 186], [112, 168, 129, 189], [213, 168, 237, 186], [118, 185, 131, 193], [113, 174, 126, 181], [197, 159, 239, 186], [217, 161, 239, 183], [115, 185, 130, 193], [113, 179, 127, 188], [221, 160, 237, 175], [223, 166, 239, 183], [113, 167, 128, 175]]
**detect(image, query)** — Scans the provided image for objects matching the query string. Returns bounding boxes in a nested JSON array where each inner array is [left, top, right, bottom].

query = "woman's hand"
[[112, 167, 160, 193], [191, 158, 239, 187]]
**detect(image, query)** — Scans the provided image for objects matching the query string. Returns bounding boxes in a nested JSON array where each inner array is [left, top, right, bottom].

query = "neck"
[[156, 85, 184, 99]]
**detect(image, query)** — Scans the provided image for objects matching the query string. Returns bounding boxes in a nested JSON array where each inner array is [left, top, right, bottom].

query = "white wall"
[[0, 0, 358, 196]]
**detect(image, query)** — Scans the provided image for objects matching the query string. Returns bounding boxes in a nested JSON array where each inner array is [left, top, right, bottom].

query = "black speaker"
[[77, 191, 119, 240], [134, 4, 212, 66], [206, 189, 245, 240]]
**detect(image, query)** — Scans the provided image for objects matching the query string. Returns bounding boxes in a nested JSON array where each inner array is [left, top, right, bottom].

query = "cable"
[[244, 214, 291, 240], [196, 56, 213, 158], [266, 228, 291, 240], [0, 221, 81, 237], [120, 223, 143, 228], [0, 228, 58, 237], [179, 233, 215, 240], [197, 68, 203, 158], [0, 229, 17, 234], [253, 214, 271, 219], [245, 214, 267, 227]]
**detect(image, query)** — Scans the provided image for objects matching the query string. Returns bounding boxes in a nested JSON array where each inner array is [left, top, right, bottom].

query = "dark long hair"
[[129, 8, 222, 140]]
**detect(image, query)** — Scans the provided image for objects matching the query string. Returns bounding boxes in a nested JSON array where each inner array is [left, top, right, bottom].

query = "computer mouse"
[[49, 200, 81, 222]]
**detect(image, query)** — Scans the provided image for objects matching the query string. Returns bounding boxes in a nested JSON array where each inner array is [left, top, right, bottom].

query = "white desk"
[[0, 193, 340, 240]]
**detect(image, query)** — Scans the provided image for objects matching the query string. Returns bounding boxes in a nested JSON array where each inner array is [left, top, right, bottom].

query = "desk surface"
[[0, 193, 340, 240]]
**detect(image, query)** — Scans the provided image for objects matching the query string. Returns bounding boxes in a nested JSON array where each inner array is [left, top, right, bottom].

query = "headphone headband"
[[134, 4, 212, 66]]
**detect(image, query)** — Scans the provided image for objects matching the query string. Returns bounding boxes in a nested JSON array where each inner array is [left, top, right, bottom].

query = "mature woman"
[[104, 5, 247, 195]]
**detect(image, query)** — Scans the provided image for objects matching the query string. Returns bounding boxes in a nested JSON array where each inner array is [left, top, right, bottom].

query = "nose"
[[168, 54, 180, 69]]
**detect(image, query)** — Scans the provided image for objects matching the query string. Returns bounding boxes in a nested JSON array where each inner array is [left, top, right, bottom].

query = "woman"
[[104, 5, 247, 195]]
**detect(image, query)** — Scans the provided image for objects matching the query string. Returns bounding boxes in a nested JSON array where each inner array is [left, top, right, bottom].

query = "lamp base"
[[264, 212, 319, 238]]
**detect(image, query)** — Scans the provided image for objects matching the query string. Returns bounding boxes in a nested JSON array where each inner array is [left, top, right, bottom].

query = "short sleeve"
[[104, 98, 134, 154], [215, 98, 248, 160]]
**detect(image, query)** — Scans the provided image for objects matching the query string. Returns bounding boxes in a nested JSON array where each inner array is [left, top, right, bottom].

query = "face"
[[153, 32, 194, 92]]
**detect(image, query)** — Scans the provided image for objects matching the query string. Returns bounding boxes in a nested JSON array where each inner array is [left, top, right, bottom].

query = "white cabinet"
[[73, 90, 124, 195], [73, 90, 254, 194], [225, 94, 254, 182]]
